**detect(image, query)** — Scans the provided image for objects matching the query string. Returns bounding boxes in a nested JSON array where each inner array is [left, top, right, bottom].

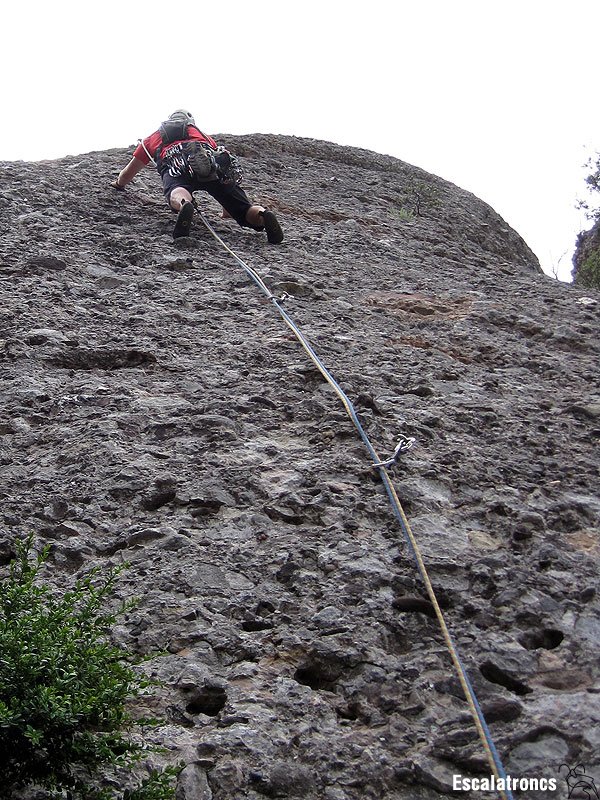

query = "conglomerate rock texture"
[[1, 134, 599, 799]]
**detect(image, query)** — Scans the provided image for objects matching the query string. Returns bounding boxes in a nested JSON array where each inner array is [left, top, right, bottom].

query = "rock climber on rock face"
[[114, 109, 283, 243]]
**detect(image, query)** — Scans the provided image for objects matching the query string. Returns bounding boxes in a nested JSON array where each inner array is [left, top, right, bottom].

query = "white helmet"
[[169, 109, 195, 125]]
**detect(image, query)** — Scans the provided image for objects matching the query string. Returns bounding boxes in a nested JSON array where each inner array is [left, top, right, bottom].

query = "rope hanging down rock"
[[190, 204, 514, 800]]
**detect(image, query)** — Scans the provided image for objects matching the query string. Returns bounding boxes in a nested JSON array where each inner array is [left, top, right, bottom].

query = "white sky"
[[2, 0, 598, 282]]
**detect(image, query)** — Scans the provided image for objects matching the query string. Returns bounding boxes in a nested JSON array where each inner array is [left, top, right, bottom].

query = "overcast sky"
[[2, 0, 598, 282]]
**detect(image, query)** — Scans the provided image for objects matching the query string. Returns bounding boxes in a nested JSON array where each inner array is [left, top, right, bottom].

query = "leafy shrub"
[[404, 178, 441, 217], [577, 151, 600, 222], [573, 151, 600, 284], [576, 248, 600, 289], [396, 207, 416, 222], [0, 535, 178, 800]]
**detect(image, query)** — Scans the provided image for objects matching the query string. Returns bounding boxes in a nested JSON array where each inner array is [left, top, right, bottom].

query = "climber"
[[114, 109, 283, 243]]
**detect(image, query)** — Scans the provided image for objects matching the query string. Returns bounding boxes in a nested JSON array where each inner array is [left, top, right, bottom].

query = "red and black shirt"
[[134, 125, 218, 165]]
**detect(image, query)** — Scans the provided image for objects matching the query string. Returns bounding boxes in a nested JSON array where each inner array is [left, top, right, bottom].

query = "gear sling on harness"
[[152, 120, 242, 185]]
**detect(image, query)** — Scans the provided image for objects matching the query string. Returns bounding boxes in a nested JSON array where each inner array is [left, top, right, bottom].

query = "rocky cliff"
[[1, 134, 599, 799]]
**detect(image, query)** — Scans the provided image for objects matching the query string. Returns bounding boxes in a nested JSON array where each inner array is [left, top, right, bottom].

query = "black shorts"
[[162, 173, 262, 230]]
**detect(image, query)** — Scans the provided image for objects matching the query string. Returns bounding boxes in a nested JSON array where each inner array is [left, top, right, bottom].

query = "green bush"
[[576, 248, 600, 289], [396, 207, 416, 222], [404, 178, 441, 217], [0, 535, 178, 800], [577, 151, 600, 222]]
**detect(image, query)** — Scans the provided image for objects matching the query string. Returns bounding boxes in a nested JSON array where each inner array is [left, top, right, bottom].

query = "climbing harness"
[[189, 204, 514, 800], [138, 137, 242, 186]]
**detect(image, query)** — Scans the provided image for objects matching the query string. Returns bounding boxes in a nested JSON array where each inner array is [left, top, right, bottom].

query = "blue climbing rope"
[[193, 207, 514, 800]]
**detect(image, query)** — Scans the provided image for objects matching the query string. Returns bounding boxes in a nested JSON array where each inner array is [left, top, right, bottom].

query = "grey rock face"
[[1, 134, 598, 799]]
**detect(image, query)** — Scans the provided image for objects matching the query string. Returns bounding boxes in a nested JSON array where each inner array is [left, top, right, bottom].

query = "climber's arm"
[[115, 156, 146, 189]]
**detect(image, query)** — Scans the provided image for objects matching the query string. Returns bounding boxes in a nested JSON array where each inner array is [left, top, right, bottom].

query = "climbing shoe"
[[261, 209, 284, 244], [173, 201, 194, 239]]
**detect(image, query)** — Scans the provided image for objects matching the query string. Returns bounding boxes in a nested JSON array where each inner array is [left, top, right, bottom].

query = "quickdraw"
[[372, 434, 416, 468]]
